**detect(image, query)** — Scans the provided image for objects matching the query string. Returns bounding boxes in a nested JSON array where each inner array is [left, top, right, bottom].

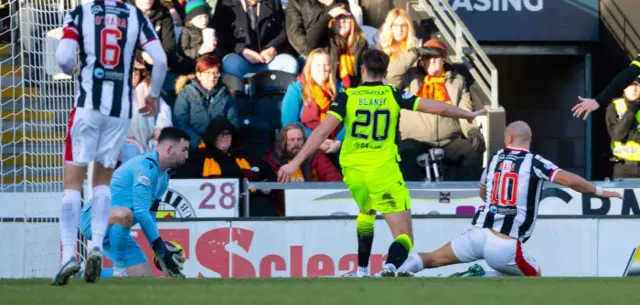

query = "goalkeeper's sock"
[[397, 253, 424, 274], [60, 189, 82, 263], [109, 224, 130, 270], [356, 213, 375, 270], [90, 185, 111, 252], [385, 233, 413, 268]]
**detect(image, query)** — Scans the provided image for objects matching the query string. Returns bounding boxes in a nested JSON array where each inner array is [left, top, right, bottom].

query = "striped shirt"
[[61, 0, 160, 119], [472, 146, 561, 242]]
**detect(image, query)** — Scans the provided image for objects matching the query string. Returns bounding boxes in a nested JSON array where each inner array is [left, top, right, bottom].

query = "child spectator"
[[179, 0, 216, 70]]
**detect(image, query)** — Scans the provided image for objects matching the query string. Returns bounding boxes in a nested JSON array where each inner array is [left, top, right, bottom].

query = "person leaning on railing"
[[606, 78, 640, 179]]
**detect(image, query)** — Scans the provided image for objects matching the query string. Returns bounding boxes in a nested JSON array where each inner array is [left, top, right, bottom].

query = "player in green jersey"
[[277, 48, 486, 277]]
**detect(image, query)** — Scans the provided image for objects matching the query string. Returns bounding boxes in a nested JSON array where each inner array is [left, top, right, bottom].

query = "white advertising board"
[[284, 187, 640, 217], [4, 218, 640, 278], [0, 179, 240, 219], [91, 218, 614, 278]]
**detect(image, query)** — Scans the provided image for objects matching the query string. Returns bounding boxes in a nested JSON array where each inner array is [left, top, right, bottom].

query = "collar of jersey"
[[506, 146, 529, 152], [360, 81, 384, 86]]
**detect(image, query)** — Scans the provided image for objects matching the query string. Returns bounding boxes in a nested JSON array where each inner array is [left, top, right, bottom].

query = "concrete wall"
[[490, 55, 587, 176]]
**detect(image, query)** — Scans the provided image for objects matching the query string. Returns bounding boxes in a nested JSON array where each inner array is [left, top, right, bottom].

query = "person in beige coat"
[[387, 39, 485, 181]]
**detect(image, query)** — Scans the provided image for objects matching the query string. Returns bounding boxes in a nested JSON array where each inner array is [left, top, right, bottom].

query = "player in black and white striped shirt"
[[394, 121, 622, 277], [53, 0, 167, 286]]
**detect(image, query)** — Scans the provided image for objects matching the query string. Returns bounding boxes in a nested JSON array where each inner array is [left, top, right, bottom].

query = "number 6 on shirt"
[[100, 28, 122, 69]]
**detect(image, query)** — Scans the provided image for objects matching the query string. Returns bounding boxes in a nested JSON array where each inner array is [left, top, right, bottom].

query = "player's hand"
[[277, 163, 297, 184], [140, 95, 158, 117], [601, 190, 623, 200], [572, 96, 600, 120], [152, 238, 185, 278], [141, 51, 154, 65]]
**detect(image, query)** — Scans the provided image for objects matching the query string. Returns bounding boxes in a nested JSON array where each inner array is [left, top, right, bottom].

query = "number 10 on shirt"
[[491, 172, 519, 206]]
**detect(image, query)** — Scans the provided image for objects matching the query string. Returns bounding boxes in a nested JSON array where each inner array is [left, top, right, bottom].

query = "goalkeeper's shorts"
[[80, 205, 148, 269]]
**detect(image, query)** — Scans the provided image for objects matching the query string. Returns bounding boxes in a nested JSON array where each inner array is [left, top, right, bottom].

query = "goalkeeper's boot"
[[83, 247, 103, 283], [52, 257, 81, 286], [356, 266, 370, 278], [449, 264, 485, 277], [380, 263, 397, 277]]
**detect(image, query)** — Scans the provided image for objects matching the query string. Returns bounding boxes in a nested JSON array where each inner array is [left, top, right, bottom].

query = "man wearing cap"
[[606, 78, 640, 178], [387, 38, 485, 181]]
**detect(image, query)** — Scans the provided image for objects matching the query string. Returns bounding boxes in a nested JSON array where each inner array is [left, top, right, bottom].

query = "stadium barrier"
[[2, 215, 640, 278], [3, 179, 640, 278]]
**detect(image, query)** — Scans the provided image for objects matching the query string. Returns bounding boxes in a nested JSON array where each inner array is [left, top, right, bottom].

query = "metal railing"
[[411, 0, 499, 109]]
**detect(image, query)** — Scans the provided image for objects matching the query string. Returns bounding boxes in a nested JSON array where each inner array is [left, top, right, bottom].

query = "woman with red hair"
[[173, 55, 239, 150]]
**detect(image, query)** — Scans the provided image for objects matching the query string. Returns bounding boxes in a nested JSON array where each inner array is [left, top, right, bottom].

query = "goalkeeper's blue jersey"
[[84, 151, 169, 243]]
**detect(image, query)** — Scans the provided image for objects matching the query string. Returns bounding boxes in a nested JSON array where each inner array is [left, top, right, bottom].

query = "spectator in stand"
[[179, 0, 217, 71], [281, 48, 344, 168], [606, 80, 640, 178], [262, 123, 342, 215], [285, 0, 350, 66], [120, 62, 174, 164], [306, 3, 367, 88], [163, 0, 186, 25], [212, 0, 298, 79], [377, 8, 417, 63], [174, 117, 278, 215], [387, 39, 485, 181], [133, 0, 180, 88], [173, 55, 238, 150]]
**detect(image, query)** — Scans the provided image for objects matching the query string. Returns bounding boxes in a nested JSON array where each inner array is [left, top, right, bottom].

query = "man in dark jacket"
[[213, 0, 298, 78], [285, 0, 349, 58]]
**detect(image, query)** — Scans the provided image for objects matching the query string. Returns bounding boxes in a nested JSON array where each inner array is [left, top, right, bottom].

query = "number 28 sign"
[[161, 179, 240, 218]]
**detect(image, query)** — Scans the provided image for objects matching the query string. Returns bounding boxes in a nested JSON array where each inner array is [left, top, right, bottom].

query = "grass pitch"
[[2, 277, 640, 305]]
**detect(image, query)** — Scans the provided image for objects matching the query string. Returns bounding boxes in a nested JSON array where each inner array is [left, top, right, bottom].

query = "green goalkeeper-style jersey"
[[327, 82, 419, 172]]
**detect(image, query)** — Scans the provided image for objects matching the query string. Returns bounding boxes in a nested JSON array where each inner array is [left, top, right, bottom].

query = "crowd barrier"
[[2, 179, 640, 278]]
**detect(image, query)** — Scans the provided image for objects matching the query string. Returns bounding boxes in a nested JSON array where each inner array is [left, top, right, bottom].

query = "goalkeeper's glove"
[[152, 238, 185, 278]]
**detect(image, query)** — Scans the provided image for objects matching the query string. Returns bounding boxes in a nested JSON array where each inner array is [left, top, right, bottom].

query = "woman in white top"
[[119, 63, 174, 165]]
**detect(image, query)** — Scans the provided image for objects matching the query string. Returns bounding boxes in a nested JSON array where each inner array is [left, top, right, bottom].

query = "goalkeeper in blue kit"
[[53, 128, 191, 285]]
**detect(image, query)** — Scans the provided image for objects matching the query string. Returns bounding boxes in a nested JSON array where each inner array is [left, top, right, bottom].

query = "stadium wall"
[[2, 216, 640, 278]]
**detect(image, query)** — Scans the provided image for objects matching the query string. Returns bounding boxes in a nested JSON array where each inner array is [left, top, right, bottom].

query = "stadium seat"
[[240, 115, 276, 165], [222, 72, 251, 118], [248, 70, 297, 97]]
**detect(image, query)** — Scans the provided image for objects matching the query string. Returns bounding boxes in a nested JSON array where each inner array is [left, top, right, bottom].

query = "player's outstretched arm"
[[416, 98, 486, 122], [277, 115, 341, 183], [552, 170, 623, 199]]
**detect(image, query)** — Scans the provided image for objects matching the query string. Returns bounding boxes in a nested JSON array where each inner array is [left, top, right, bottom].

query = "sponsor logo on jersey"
[[138, 174, 151, 185], [91, 5, 104, 15], [157, 188, 196, 219], [93, 67, 105, 79]]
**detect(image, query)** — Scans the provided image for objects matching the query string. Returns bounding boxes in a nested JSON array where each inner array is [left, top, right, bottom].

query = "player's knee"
[[108, 207, 132, 227], [63, 163, 88, 190], [92, 163, 114, 187]]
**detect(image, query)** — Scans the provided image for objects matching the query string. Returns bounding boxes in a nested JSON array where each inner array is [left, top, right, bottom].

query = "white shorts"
[[64, 107, 129, 168], [450, 228, 539, 276]]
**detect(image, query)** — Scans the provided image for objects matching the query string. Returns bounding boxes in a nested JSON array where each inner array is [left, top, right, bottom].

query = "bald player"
[[396, 121, 622, 277]]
